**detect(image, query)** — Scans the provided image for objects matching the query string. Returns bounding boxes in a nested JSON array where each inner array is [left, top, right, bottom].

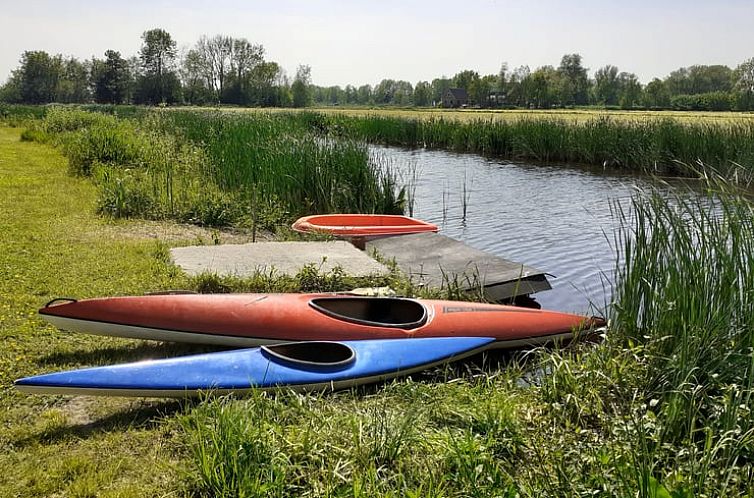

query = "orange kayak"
[[292, 214, 438, 237], [40, 294, 605, 349]]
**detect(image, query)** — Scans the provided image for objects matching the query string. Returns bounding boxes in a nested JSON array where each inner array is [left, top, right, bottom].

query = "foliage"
[[133, 28, 182, 104], [671, 92, 733, 111], [92, 50, 133, 104], [606, 170, 754, 494], [5, 30, 754, 111]]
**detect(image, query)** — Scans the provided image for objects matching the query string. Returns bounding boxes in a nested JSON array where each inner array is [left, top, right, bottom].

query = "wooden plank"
[[366, 232, 551, 301]]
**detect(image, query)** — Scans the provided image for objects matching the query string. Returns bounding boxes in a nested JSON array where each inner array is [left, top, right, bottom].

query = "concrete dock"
[[170, 233, 551, 302], [367, 232, 550, 301], [170, 241, 390, 278]]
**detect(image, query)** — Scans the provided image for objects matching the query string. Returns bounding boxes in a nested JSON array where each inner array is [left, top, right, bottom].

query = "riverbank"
[[1, 121, 753, 496]]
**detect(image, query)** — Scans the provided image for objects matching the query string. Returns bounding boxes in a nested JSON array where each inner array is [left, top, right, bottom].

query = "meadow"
[[1, 105, 753, 495]]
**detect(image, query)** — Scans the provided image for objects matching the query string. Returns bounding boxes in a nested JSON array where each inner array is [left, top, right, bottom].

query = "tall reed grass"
[[161, 111, 405, 217], [611, 168, 754, 442], [24, 108, 404, 227], [326, 114, 754, 173]]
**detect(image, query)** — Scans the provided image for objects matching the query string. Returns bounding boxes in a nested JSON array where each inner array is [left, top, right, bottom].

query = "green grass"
[[0, 125, 189, 496]]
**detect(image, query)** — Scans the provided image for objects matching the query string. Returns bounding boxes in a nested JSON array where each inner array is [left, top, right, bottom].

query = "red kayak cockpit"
[[309, 297, 428, 329]]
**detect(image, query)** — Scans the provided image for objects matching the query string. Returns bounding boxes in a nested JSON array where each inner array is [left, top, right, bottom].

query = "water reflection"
[[374, 145, 669, 314]]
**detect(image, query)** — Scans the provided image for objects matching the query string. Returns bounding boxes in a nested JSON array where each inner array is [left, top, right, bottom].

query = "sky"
[[1, 0, 753, 87]]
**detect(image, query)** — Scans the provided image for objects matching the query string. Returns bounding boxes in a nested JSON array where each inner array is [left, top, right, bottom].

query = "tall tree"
[[430, 77, 451, 105], [557, 54, 589, 105], [179, 48, 211, 104], [733, 58, 754, 110], [373, 79, 397, 104], [643, 78, 671, 108], [413, 81, 431, 107], [473, 75, 496, 107], [136, 28, 180, 104], [529, 65, 559, 108], [506, 65, 531, 107], [594, 65, 620, 105], [393, 80, 413, 105], [246, 61, 284, 106], [196, 35, 232, 101], [617, 72, 642, 108], [291, 64, 312, 108], [344, 84, 358, 104], [16, 51, 61, 104], [57, 57, 91, 103], [140, 28, 176, 79], [225, 38, 264, 103], [497, 62, 509, 93], [664, 65, 732, 95], [94, 50, 131, 104], [356, 84, 372, 105]]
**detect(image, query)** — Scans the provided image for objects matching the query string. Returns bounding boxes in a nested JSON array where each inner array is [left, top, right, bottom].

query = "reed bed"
[[161, 110, 405, 216], [326, 114, 754, 174], [611, 169, 754, 449], [23, 107, 404, 227]]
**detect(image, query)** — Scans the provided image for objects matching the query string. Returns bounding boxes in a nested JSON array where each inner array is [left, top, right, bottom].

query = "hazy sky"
[[2, 0, 753, 87]]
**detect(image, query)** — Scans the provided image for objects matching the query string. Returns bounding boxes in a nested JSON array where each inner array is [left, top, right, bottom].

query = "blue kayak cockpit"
[[261, 341, 356, 370], [309, 297, 428, 329]]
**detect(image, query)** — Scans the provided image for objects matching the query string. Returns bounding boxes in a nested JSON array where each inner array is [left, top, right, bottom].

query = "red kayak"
[[39, 294, 605, 349], [292, 214, 438, 238]]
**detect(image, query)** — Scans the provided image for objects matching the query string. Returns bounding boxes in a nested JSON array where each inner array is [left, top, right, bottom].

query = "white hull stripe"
[[42, 316, 583, 350]]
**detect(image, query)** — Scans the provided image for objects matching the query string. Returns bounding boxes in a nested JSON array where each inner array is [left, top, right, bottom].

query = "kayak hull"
[[15, 337, 495, 397], [40, 293, 605, 348], [292, 214, 438, 238]]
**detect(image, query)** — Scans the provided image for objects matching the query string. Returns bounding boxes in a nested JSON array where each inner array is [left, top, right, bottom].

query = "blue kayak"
[[15, 337, 495, 397]]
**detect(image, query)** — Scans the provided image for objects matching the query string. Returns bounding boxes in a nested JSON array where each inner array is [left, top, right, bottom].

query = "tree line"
[[2, 28, 753, 111], [312, 54, 754, 111], [0, 28, 311, 107]]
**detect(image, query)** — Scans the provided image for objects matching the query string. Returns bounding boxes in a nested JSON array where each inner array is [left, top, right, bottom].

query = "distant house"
[[442, 88, 468, 108], [488, 91, 507, 107]]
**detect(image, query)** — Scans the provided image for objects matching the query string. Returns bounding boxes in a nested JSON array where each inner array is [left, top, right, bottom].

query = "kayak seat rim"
[[309, 296, 428, 330], [261, 341, 356, 370]]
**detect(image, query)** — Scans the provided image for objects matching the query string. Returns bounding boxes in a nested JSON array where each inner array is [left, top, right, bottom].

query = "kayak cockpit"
[[261, 341, 356, 370], [309, 297, 427, 329]]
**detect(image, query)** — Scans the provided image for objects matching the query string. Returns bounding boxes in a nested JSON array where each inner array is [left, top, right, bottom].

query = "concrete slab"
[[367, 232, 551, 301], [171, 241, 390, 277]]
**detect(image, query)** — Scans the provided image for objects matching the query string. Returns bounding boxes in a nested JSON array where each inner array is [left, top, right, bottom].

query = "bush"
[[670, 92, 733, 111]]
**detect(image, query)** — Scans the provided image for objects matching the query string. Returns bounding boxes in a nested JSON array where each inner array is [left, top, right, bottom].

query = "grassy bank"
[[0, 125, 187, 496], [0, 124, 406, 496]]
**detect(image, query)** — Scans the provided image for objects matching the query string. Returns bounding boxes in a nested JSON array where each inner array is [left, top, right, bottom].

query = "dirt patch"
[[61, 396, 96, 426], [88, 220, 275, 246]]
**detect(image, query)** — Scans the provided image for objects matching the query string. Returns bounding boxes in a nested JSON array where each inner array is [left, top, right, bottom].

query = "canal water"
[[374, 145, 667, 315]]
